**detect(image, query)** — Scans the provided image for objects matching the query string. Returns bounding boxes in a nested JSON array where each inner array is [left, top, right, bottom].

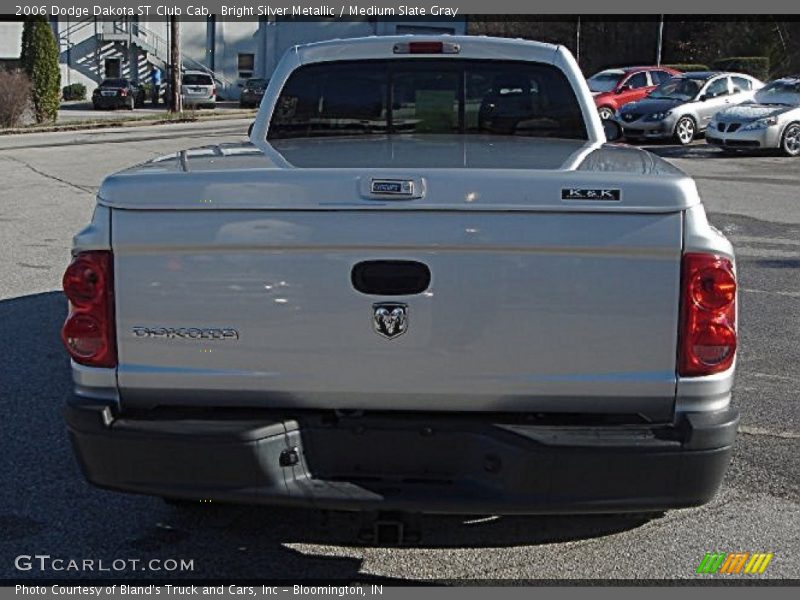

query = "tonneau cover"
[[97, 136, 699, 213]]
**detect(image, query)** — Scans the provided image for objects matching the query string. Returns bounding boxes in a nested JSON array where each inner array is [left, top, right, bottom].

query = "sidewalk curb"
[[0, 110, 257, 136]]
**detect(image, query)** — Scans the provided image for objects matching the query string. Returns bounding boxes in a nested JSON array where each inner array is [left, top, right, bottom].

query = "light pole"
[[656, 15, 664, 66]]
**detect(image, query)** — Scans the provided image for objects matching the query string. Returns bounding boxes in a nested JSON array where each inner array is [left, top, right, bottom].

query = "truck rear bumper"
[[65, 402, 738, 515]]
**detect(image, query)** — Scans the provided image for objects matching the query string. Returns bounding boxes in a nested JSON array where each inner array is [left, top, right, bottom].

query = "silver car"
[[707, 76, 800, 156], [181, 71, 216, 109], [617, 72, 763, 145]]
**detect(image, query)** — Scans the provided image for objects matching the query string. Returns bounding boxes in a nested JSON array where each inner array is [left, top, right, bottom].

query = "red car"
[[587, 66, 681, 121]]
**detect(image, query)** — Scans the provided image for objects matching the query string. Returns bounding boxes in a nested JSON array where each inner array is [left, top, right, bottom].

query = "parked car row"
[[618, 71, 763, 144], [91, 70, 219, 111], [589, 65, 800, 156]]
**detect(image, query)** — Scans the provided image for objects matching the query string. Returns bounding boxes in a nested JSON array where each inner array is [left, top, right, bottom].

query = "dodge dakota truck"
[[62, 36, 739, 520]]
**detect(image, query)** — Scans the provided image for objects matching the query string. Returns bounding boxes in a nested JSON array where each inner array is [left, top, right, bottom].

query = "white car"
[[180, 71, 216, 109], [707, 75, 800, 156]]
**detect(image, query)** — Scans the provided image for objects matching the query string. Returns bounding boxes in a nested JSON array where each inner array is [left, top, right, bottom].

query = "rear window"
[[183, 74, 213, 86], [268, 59, 587, 141], [101, 79, 128, 87]]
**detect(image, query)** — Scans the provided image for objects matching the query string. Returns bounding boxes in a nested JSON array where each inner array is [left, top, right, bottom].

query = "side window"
[[651, 71, 674, 85], [731, 76, 752, 93], [625, 72, 649, 89], [705, 77, 730, 98]]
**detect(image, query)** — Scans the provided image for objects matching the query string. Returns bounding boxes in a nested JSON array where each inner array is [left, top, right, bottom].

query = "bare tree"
[[0, 69, 32, 129]]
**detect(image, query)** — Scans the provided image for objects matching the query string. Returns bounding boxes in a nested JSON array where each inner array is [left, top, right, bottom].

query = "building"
[[0, 17, 466, 99]]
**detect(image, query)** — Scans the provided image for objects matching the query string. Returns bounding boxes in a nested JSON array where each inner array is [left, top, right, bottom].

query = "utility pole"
[[170, 16, 182, 113]]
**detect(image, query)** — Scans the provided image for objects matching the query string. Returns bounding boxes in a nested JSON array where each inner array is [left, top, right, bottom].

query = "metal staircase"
[[57, 17, 233, 90]]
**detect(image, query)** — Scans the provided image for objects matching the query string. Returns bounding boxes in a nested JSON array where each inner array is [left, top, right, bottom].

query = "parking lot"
[[0, 119, 798, 581]]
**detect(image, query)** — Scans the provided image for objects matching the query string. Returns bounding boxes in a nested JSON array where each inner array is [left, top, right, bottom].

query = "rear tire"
[[780, 122, 800, 157], [674, 116, 696, 145]]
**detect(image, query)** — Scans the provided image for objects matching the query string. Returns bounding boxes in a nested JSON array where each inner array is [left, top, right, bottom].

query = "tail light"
[[118, 88, 127, 97], [678, 253, 737, 376], [211, 86, 216, 97], [61, 251, 116, 368]]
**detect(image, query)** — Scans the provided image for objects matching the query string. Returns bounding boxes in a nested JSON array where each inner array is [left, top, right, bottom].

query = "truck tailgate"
[[111, 207, 682, 420]]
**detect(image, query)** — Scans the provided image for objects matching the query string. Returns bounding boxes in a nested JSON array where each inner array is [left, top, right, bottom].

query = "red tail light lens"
[[408, 41, 444, 54], [63, 254, 107, 306], [118, 89, 127, 96], [679, 253, 737, 376], [393, 41, 461, 55], [689, 266, 736, 310], [61, 251, 116, 368]]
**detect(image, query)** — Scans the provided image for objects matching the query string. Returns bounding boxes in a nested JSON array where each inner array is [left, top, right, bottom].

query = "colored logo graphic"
[[697, 552, 774, 574]]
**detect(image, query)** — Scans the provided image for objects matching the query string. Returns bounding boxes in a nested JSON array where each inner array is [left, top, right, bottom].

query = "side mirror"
[[237, 83, 244, 88], [617, 85, 631, 94], [602, 118, 623, 142], [699, 94, 708, 102], [247, 122, 254, 137]]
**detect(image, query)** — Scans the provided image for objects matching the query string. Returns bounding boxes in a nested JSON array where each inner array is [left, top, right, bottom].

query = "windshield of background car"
[[754, 79, 800, 106], [268, 59, 588, 140], [586, 70, 624, 93], [649, 77, 704, 101], [183, 74, 213, 86]]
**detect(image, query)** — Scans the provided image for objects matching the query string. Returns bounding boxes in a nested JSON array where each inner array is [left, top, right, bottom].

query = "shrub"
[[0, 69, 32, 128], [20, 16, 61, 124], [711, 57, 770, 81], [663, 64, 711, 73], [62, 82, 86, 101]]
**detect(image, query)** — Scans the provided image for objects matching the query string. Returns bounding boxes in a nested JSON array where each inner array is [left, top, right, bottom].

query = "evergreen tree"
[[20, 16, 61, 124]]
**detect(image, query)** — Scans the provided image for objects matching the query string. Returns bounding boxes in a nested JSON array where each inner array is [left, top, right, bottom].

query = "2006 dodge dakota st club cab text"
[[62, 36, 739, 515]]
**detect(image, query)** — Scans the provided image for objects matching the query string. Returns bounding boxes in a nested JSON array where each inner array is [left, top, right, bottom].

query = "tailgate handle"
[[351, 261, 431, 296]]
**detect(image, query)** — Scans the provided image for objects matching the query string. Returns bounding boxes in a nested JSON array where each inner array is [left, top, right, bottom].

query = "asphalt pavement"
[[0, 121, 798, 582]]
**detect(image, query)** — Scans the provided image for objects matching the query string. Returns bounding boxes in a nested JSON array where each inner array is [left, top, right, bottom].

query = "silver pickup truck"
[[62, 36, 739, 519]]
